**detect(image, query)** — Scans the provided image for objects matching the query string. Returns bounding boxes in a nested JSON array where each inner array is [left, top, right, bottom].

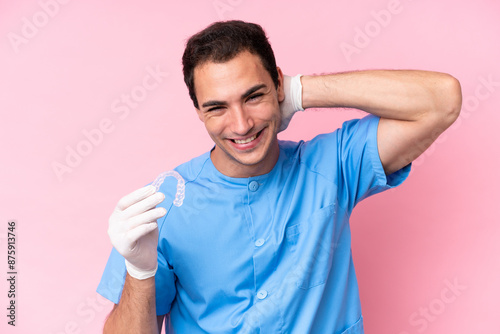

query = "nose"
[[229, 104, 254, 136]]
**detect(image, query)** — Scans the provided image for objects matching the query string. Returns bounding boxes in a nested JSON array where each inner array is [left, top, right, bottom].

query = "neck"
[[211, 140, 280, 178]]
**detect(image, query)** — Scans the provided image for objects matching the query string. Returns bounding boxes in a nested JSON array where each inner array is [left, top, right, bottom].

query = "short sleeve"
[[97, 176, 179, 314], [297, 114, 411, 214], [338, 114, 411, 212], [155, 245, 177, 315], [96, 247, 127, 304], [96, 245, 177, 315]]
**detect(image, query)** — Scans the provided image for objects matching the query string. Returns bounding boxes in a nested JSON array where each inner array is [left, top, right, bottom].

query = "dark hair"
[[182, 20, 279, 109]]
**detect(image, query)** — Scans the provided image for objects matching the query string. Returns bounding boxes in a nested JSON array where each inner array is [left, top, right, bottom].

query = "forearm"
[[103, 274, 158, 334], [301, 70, 461, 122]]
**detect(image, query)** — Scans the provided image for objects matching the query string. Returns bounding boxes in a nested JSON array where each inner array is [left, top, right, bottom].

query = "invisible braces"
[[151, 170, 185, 207]]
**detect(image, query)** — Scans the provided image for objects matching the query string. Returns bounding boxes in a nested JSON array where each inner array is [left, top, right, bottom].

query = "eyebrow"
[[201, 83, 267, 109]]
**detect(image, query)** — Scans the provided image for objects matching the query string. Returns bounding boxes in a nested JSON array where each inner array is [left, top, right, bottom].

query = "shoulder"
[[277, 115, 379, 175], [302, 115, 379, 157], [172, 150, 212, 182], [150, 150, 212, 216], [155, 150, 211, 187], [278, 125, 343, 169]]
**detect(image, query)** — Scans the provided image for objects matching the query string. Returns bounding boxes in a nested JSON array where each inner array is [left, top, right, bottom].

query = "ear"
[[276, 66, 285, 103]]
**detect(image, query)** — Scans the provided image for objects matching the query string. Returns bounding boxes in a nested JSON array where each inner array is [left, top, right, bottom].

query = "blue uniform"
[[97, 114, 411, 333]]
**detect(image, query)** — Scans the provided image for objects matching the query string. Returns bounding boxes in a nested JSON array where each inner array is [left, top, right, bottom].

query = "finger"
[[126, 222, 158, 245], [126, 207, 167, 230], [123, 192, 166, 218], [116, 185, 156, 211]]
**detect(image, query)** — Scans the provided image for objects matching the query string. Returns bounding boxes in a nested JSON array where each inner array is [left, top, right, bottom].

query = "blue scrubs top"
[[97, 115, 411, 333]]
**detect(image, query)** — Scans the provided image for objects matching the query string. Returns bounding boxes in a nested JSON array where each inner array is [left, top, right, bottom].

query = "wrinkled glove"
[[278, 74, 304, 132], [108, 185, 167, 280]]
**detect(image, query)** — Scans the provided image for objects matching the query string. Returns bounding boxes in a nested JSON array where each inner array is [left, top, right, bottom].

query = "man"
[[97, 20, 462, 333]]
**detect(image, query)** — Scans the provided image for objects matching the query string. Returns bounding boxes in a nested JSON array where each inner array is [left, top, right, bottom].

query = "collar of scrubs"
[[205, 144, 287, 186]]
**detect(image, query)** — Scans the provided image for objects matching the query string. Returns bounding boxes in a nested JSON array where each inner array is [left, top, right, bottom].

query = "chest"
[[160, 171, 346, 293]]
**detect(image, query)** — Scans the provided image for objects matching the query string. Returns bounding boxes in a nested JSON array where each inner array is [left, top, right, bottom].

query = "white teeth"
[[234, 133, 257, 144]]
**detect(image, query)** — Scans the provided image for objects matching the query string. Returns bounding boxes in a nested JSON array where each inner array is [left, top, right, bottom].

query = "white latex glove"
[[108, 185, 167, 280], [278, 74, 304, 132]]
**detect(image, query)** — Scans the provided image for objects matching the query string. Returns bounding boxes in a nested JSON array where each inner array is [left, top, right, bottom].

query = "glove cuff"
[[125, 260, 158, 280], [291, 74, 304, 112]]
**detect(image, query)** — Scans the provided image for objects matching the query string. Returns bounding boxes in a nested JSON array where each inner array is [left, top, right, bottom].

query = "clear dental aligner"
[[151, 170, 185, 207]]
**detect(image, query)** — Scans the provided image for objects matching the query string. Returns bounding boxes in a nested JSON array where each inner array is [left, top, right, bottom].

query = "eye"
[[247, 93, 263, 101], [207, 106, 223, 112]]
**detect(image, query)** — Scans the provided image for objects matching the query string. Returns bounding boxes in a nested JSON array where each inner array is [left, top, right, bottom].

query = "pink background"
[[1, 0, 499, 333]]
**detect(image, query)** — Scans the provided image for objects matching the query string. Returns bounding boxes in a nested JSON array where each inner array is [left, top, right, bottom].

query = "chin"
[[229, 147, 267, 166]]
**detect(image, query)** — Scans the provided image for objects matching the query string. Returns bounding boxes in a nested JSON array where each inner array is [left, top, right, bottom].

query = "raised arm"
[[103, 185, 167, 333], [300, 70, 462, 174]]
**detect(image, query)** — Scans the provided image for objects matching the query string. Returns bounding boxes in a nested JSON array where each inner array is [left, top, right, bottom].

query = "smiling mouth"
[[231, 129, 263, 144]]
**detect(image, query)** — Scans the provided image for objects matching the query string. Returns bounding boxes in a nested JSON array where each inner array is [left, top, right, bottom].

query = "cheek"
[[251, 100, 280, 121], [267, 104, 282, 125], [204, 117, 226, 136]]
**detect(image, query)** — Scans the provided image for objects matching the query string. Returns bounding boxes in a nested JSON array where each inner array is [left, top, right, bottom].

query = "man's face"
[[194, 50, 285, 178]]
